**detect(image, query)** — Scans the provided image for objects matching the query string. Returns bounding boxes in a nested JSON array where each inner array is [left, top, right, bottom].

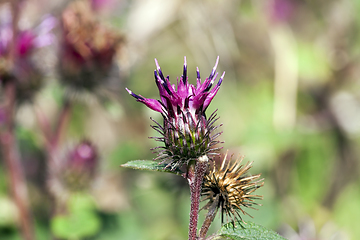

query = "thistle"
[[0, 9, 56, 102], [200, 151, 264, 235], [48, 140, 99, 202], [64, 140, 98, 191], [126, 56, 224, 170], [59, 0, 122, 94]]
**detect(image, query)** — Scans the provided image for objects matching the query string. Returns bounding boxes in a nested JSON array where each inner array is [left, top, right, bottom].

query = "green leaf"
[[68, 193, 96, 213], [51, 211, 101, 239], [216, 221, 287, 240], [51, 193, 100, 239], [121, 160, 183, 176]]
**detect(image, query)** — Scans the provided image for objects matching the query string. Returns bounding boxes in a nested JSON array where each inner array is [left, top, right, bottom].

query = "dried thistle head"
[[201, 152, 264, 226]]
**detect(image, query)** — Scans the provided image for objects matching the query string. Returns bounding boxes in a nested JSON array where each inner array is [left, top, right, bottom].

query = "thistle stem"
[[187, 155, 208, 240], [199, 198, 219, 239], [51, 98, 71, 150], [47, 97, 72, 215], [0, 83, 34, 240]]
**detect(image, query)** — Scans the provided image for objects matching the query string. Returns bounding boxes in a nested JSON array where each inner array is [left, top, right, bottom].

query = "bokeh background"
[[0, 0, 359, 239]]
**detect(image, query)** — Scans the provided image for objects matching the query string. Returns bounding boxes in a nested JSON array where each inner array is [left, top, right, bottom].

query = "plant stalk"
[[187, 155, 208, 240], [199, 197, 219, 239], [51, 98, 71, 151], [0, 83, 34, 240]]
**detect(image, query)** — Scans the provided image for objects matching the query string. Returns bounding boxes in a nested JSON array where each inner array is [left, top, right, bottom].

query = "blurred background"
[[0, 0, 359, 239]]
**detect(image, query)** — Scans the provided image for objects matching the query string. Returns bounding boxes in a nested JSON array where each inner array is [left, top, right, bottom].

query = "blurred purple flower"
[[60, 140, 99, 191], [59, 1, 122, 93], [91, 0, 116, 12], [0, 11, 56, 101], [268, 0, 295, 23], [49, 140, 99, 195], [68, 140, 98, 176], [0, 14, 56, 58], [127, 57, 224, 169]]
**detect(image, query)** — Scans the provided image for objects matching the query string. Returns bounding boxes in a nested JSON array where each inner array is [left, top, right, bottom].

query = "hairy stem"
[[199, 197, 219, 239], [187, 155, 209, 240]]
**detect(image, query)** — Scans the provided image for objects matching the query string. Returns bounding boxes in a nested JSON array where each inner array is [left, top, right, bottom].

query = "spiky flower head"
[[126, 57, 224, 169], [201, 152, 264, 225]]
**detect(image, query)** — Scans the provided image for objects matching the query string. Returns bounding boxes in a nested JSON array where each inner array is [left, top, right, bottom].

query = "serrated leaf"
[[217, 221, 287, 240], [121, 160, 183, 176]]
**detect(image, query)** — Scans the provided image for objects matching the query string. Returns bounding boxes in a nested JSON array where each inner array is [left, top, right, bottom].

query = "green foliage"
[[51, 194, 101, 239], [333, 183, 360, 239], [214, 221, 286, 240], [109, 142, 145, 167], [292, 133, 335, 206], [297, 41, 330, 83], [121, 160, 183, 176], [0, 196, 18, 227]]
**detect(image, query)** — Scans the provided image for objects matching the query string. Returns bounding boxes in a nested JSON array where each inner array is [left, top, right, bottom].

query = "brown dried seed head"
[[201, 151, 264, 225]]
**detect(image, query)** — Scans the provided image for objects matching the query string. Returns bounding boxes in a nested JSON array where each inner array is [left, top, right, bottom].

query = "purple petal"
[[182, 56, 187, 84], [155, 58, 165, 81], [192, 92, 207, 110], [204, 72, 218, 92], [208, 56, 219, 80], [17, 30, 35, 56], [33, 34, 55, 48], [126, 88, 144, 100], [36, 15, 57, 34], [196, 66, 200, 79], [0, 24, 12, 55], [33, 15, 57, 48], [126, 88, 163, 112], [217, 71, 225, 87], [162, 80, 172, 95], [203, 72, 224, 109]]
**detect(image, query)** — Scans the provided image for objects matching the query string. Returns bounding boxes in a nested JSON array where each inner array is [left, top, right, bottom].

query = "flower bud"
[[63, 140, 98, 191], [59, 1, 122, 93]]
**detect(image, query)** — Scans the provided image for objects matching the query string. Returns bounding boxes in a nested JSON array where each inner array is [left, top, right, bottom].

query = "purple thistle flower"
[[127, 57, 224, 169], [63, 140, 98, 191], [68, 140, 98, 174], [0, 14, 56, 58], [0, 11, 56, 101]]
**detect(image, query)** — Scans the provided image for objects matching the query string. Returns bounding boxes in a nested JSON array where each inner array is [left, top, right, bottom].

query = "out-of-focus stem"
[[0, 1, 34, 239], [0, 83, 34, 240], [51, 98, 71, 151], [269, 25, 298, 131], [187, 155, 209, 240], [33, 105, 52, 151]]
